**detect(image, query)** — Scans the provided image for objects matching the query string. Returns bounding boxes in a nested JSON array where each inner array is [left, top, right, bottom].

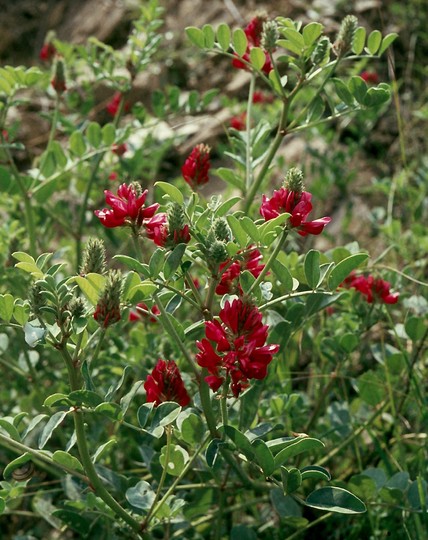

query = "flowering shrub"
[[0, 4, 425, 540]]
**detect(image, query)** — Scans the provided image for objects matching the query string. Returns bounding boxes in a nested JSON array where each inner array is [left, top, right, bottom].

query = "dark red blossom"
[[94, 183, 159, 229], [106, 92, 131, 117], [260, 187, 331, 236], [129, 302, 160, 323], [342, 272, 399, 304], [145, 213, 191, 248], [40, 43, 56, 62], [252, 90, 274, 104], [230, 112, 247, 131], [360, 71, 379, 84], [216, 247, 265, 295], [144, 359, 190, 406], [112, 143, 127, 156], [196, 299, 279, 397], [182, 144, 211, 189]]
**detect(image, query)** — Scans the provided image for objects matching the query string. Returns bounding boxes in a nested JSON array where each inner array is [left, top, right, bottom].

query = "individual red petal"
[[297, 216, 331, 236], [94, 208, 126, 228], [205, 375, 224, 392]]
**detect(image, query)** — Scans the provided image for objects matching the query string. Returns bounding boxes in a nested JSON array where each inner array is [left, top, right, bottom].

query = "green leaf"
[[137, 402, 154, 428], [252, 439, 275, 476], [227, 215, 248, 248], [215, 168, 244, 190], [86, 121, 102, 147], [332, 78, 354, 107], [379, 33, 398, 55], [328, 253, 368, 289], [52, 509, 91, 535], [126, 480, 155, 510], [113, 255, 149, 276], [357, 370, 385, 406], [149, 248, 165, 279], [0, 419, 21, 441], [366, 30, 382, 55], [274, 437, 324, 469], [352, 27, 366, 55], [22, 413, 48, 439], [272, 260, 294, 291], [0, 294, 14, 322], [24, 322, 46, 347], [68, 390, 103, 408], [148, 402, 182, 438], [164, 243, 186, 280], [202, 24, 215, 48], [122, 271, 141, 302], [0, 498, 4, 514], [102, 123, 116, 145], [218, 425, 254, 460], [258, 213, 290, 244], [269, 69, 284, 93], [160, 444, 189, 476], [217, 23, 231, 52], [94, 402, 123, 421], [72, 273, 106, 305], [39, 411, 68, 449], [305, 486, 366, 514], [348, 76, 367, 105], [154, 181, 184, 205], [281, 467, 302, 494], [185, 26, 205, 49], [129, 280, 158, 301], [240, 216, 260, 242], [282, 28, 305, 49], [233, 28, 247, 56], [3, 453, 32, 479], [364, 86, 390, 108], [177, 412, 205, 445], [43, 393, 70, 408], [215, 196, 241, 217], [92, 438, 117, 463], [69, 131, 86, 157], [250, 47, 266, 70], [405, 316, 427, 341], [300, 465, 331, 482], [348, 474, 377, 500], [302, 22, 323, 46], [304, 250, 321, 289], [52, 451, 84, 473]]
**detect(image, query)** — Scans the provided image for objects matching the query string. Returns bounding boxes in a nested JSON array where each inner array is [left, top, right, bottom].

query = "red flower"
[[343, 272, 399, 304], [232, 15, 273, 75], [182, 144, 211, 189], [144, 359, 190, 406], [216, 247, 265, 295], [196, 299, 279, 397], [94, 183, 159, 229], [360, 71, 379, 84], [129, 302, 160, 323], [252, 90, 274, 104], [260, 187, 331, 236], [145, 213, 191, 248], [106, 92, 131, 117], [230, 112, 247, 131], [40, 43, 56, 62], [108, 172, 119, 181], [112, 143, 127, 156]]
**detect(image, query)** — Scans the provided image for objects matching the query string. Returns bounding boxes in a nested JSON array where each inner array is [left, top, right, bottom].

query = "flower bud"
[[311, 37, 331, 66], [93, 270, 123, 328], [68, 297, 86, 319], [80, 238, 106, 275], [208, 240, 229, 263], [29, 283, 46, 317], [333, 15, 358, 58], [284, 167, 305, 194], [212, 217, 232, 243], [51, 60, 66, 94], [261, 21, 278, 52], [167, 202, 186, 235]]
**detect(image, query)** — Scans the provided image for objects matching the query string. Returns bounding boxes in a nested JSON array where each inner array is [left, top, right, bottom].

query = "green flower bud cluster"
[[284, 167, 305, 194], [311, 37, 331, 66], [333, 15, 358, 58], [261, 21, 279, 52], [80, 238, 106, 275], [167, 202, 186, 236], [93, 270, 123, 328], [206, 217, 232, 264]]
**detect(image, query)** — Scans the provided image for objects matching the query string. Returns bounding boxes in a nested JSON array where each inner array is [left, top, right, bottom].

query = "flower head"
[[360, 71, 379, 84], [93, 270, 122, 327], [40, 42, 56, 62], [342, 272, 399, 304], [216, 247, 265, 295], [51, 60, 66, 94], [144, 359, 190, 406], [145, 209, 191, 248], [106, 92, 131, 117], [112, 143, 127, 156], [260, 169, 331, 236], [230, 112, 247, 131], [196, 298, 279, 397], [182, 144, 211, 189], [95, 183, 159, 229]]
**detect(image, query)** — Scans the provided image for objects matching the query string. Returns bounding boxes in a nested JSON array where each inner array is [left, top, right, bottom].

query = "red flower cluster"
[[129, 302, 160, 323], [93, 303, 121, 327], [230, 112, 247, 131], [216, 247, 265, 295], [342, 272, 399, 304], [94, 183, 159, 228], [106, 92, 131, 117], [145, 213, 191, 247], [144, 359, 190, 406], [260, 187, 331, 236], [252, 90, 274, 104], [360, 71, 379, 84], [196, 299, 279, 397], [40, 43, 56, 62], [182, 144, 211, 189], [232, 16, 273, 75]]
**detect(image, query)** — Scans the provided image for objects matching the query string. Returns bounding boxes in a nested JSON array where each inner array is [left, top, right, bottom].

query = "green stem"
[[247, 229, 289, 295], [47, 94, 61, 149], [259, 290, 333, 311], [60, 346, 144, 536], [220, 377, 230, 427], [244, 74, 256, 194], [198, 371, 219, 438], [153, 293, 200, 378]]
